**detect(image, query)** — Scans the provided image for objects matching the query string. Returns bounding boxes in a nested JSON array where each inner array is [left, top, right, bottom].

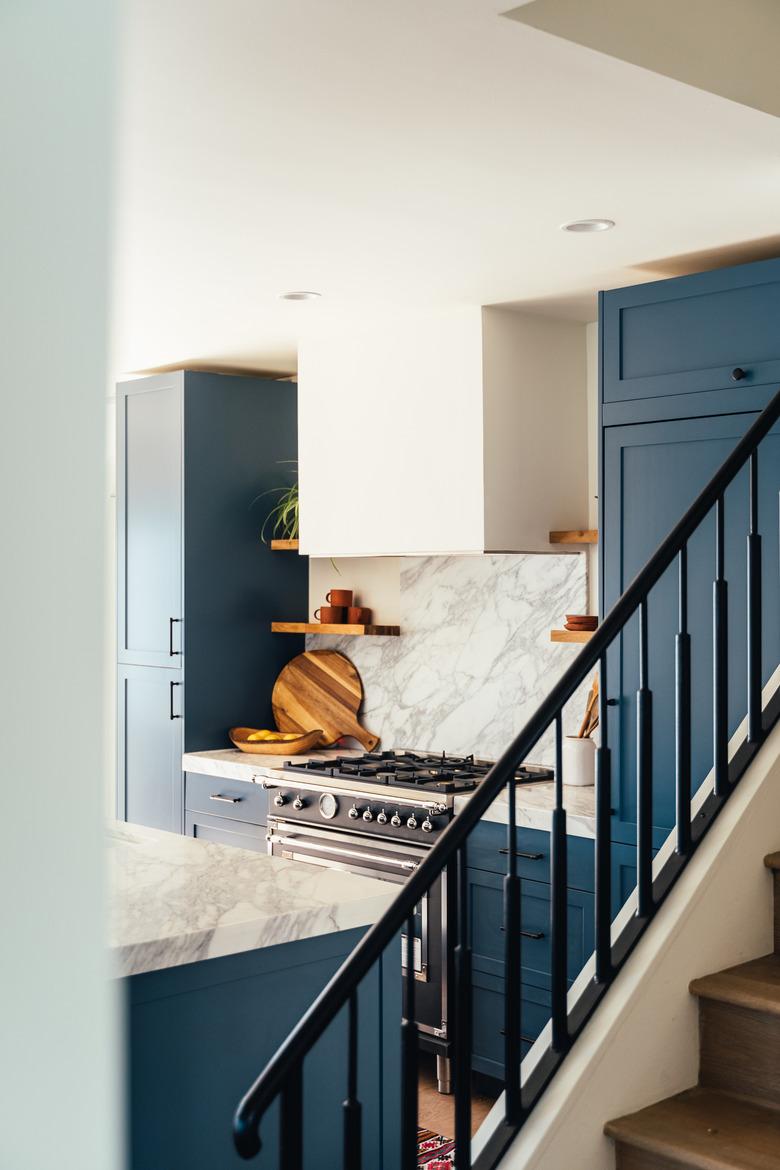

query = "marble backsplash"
[[306, 553, 589, 765]]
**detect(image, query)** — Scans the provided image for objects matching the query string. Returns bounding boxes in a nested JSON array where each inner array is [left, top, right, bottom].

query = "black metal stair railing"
[[233, 387, 780, 1170]]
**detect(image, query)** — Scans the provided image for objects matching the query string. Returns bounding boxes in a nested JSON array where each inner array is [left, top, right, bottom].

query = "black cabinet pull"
[[500, 927, 544, 939], [500, 1029, 536, 1043], [731, 366, 747, 382], [170, 680, 182, 719], [498, 848, 543, 861], [169, 617, 182, 656]]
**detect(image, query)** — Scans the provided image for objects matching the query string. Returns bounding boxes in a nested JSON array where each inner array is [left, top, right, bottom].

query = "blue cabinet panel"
[[471, 969, 551, 1081], [117, 375, 183, 668], [118, 664, 183, 832], [602, 257, 780, 408], [467, 820, 595, 891], [185, 771, 268, 827], [184, 811, 266, 852], [468, 867, 594, 988], [602, 413, 780, 843]]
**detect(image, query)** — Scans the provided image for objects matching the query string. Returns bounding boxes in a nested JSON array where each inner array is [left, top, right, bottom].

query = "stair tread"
[[605, 1087, 780, 1169], [690, 954, 780, 1015], [765, 852, 780, 873]]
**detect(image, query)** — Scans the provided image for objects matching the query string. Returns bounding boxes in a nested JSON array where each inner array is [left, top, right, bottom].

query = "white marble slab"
[[108, 822, 396, 978], [306, 552, 589, 763], [182, 747, 361, 784], [454, 782, 595, 837]]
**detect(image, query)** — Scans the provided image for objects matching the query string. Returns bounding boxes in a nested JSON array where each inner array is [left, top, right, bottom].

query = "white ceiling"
[[113, 0, 780, 376]]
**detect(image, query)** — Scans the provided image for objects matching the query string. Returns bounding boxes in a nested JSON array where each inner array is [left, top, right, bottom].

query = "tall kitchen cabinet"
[[116, 371, 306, 832], [600, 258, 780, 847]]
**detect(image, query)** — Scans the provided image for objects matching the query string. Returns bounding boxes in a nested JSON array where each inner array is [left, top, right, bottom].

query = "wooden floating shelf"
[[272, 621, 400, 637], [550, 628, 596, 644], [549, 530, 598, 545], [270, 538, 300, 550]]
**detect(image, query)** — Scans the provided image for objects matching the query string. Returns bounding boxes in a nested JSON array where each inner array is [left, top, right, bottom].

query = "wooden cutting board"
[[272, 650, 380, 751]]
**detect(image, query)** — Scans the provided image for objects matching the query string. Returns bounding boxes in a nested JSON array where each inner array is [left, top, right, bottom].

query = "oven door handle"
[[271, 834, 420, 872]]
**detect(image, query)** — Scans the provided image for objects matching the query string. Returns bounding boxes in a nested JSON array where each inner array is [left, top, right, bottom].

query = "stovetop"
[[282, 750, 554, 793]]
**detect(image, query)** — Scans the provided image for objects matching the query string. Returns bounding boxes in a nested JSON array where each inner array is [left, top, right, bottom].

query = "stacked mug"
[[314, 589, 372, 626]]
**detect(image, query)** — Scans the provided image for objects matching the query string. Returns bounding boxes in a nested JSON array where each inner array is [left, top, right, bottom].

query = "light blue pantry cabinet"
[[116, 371, 307, 832]]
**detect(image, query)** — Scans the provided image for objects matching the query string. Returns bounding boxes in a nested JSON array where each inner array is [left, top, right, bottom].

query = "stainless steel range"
[[264, 750, 553, 1092]]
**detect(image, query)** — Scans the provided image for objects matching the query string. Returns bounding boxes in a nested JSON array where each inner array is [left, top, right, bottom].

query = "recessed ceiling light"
[[279, 290, 322, 301], [560, 219, 615, 233]]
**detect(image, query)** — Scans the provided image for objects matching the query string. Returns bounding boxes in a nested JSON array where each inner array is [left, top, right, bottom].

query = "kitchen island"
[[110, 823, 400, 1170]]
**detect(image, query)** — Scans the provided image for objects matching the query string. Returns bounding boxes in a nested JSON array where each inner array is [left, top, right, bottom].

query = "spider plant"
[[254, 462, 300, 544]]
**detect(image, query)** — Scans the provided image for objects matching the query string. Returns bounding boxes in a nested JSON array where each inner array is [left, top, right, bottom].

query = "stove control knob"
[[273, 792, 287, 807], [362, 808, 374, 823], [407, 814, 418, 830], [421, 817, 433, 833], [348, 804, 360, 820], [390, 812, 402, 828], [293, 795, 305, 810], [376, 809, 388, 825]]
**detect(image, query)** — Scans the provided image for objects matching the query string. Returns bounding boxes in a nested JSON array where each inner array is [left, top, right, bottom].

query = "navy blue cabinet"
[[600, 259, 780, 846], [601, 257, 780, 422], [116, 372, 307, 832]]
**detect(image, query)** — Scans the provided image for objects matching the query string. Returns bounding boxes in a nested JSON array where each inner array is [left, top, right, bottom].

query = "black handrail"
[[234, 387, 780, 1163]]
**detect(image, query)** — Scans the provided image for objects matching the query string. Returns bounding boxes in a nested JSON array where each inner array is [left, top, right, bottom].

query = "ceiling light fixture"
[[561, 219, 615, 233], [279, 290, 322, 301]]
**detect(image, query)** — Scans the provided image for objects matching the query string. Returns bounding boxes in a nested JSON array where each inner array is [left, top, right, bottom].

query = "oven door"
[[267, 817, 447, 1042]]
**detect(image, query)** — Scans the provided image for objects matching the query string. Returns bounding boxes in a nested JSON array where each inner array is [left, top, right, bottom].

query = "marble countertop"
[[108, 822, 396, 978], [182, 749, 596, 838]]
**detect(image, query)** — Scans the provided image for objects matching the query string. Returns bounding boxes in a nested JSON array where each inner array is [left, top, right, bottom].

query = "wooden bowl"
[[229, 727, 325, 755]]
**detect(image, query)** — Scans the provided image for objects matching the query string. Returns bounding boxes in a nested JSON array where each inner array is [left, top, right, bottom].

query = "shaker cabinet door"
[[117, 664, 183, 832], [117, 375, 183, 667], [602, 413, 780, 845]]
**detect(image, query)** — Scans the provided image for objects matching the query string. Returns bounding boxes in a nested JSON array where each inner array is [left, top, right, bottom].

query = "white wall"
[[308, 556, 401, 625], [298, 303, 486, 557], [482, 307, 589, 552], [0, 3, 120, 1167], [495, 716, 780, 1170]]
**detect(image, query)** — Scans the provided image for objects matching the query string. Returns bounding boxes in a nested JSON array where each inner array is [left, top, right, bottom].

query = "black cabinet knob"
[[731, 367, 747, 382]]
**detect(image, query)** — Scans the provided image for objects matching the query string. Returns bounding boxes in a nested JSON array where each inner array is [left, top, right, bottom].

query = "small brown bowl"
[[565, 614, 598, 630], [229, 727, 325, 755]]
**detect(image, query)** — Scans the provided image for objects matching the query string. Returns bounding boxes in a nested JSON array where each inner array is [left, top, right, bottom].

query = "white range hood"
[[298, 303, 589, 558]]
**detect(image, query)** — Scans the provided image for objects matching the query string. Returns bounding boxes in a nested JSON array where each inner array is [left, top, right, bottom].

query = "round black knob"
[[731, 367, 747, 382]]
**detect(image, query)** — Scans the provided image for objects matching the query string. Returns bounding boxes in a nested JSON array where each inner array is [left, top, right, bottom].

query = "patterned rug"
[[417, 1127, 455, 1166]]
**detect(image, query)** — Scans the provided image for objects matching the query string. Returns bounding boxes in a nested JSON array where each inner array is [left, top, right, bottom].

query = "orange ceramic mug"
[[347, 606, 372, 625], [326, 589, 353, 608], [314, 605, 345, 624]]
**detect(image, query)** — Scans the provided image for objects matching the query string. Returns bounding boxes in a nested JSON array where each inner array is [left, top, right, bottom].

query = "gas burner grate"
[[283, 750, 554, 792]]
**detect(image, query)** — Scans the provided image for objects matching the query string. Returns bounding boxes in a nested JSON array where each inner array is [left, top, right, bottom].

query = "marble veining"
[[108, 822, 396, 977], [307, 552, 589, 763]]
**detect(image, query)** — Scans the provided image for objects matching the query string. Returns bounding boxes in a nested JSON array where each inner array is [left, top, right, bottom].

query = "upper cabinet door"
[[117, 375, 183, 667], [602, 258, 780, 415]]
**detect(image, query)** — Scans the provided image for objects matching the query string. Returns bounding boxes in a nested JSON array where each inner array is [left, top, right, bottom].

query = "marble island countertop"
[[108, 821, 397, 978], [182, 749, 596, 838]]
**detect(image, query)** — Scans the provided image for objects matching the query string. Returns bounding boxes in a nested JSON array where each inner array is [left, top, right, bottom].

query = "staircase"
[[605, 852, 780, 1169]]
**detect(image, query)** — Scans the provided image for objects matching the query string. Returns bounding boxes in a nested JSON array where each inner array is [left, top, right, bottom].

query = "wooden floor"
[[417, 1053, 498, 1138]]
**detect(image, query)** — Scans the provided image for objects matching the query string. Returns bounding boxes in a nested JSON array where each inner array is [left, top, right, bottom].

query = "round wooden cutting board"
[[272, 650, 380, 751]]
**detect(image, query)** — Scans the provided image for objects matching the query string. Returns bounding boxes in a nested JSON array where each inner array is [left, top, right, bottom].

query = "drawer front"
[[184, 771, 267, 827], [469, 869, 595, 987], [468, 820, 595, 892], [184, 811, 266, 852], [471, 970, 551, 1080], [602, 259, 780, 407]]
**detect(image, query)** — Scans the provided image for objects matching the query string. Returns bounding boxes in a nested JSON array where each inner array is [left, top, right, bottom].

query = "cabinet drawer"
[[602, 259, 780, 408], [185, 772, 267, 827], [467, 820, 595, 892], [184, 811, 266, 852], [468, 869, 594, 987], [471, 969, 550, 1081]]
